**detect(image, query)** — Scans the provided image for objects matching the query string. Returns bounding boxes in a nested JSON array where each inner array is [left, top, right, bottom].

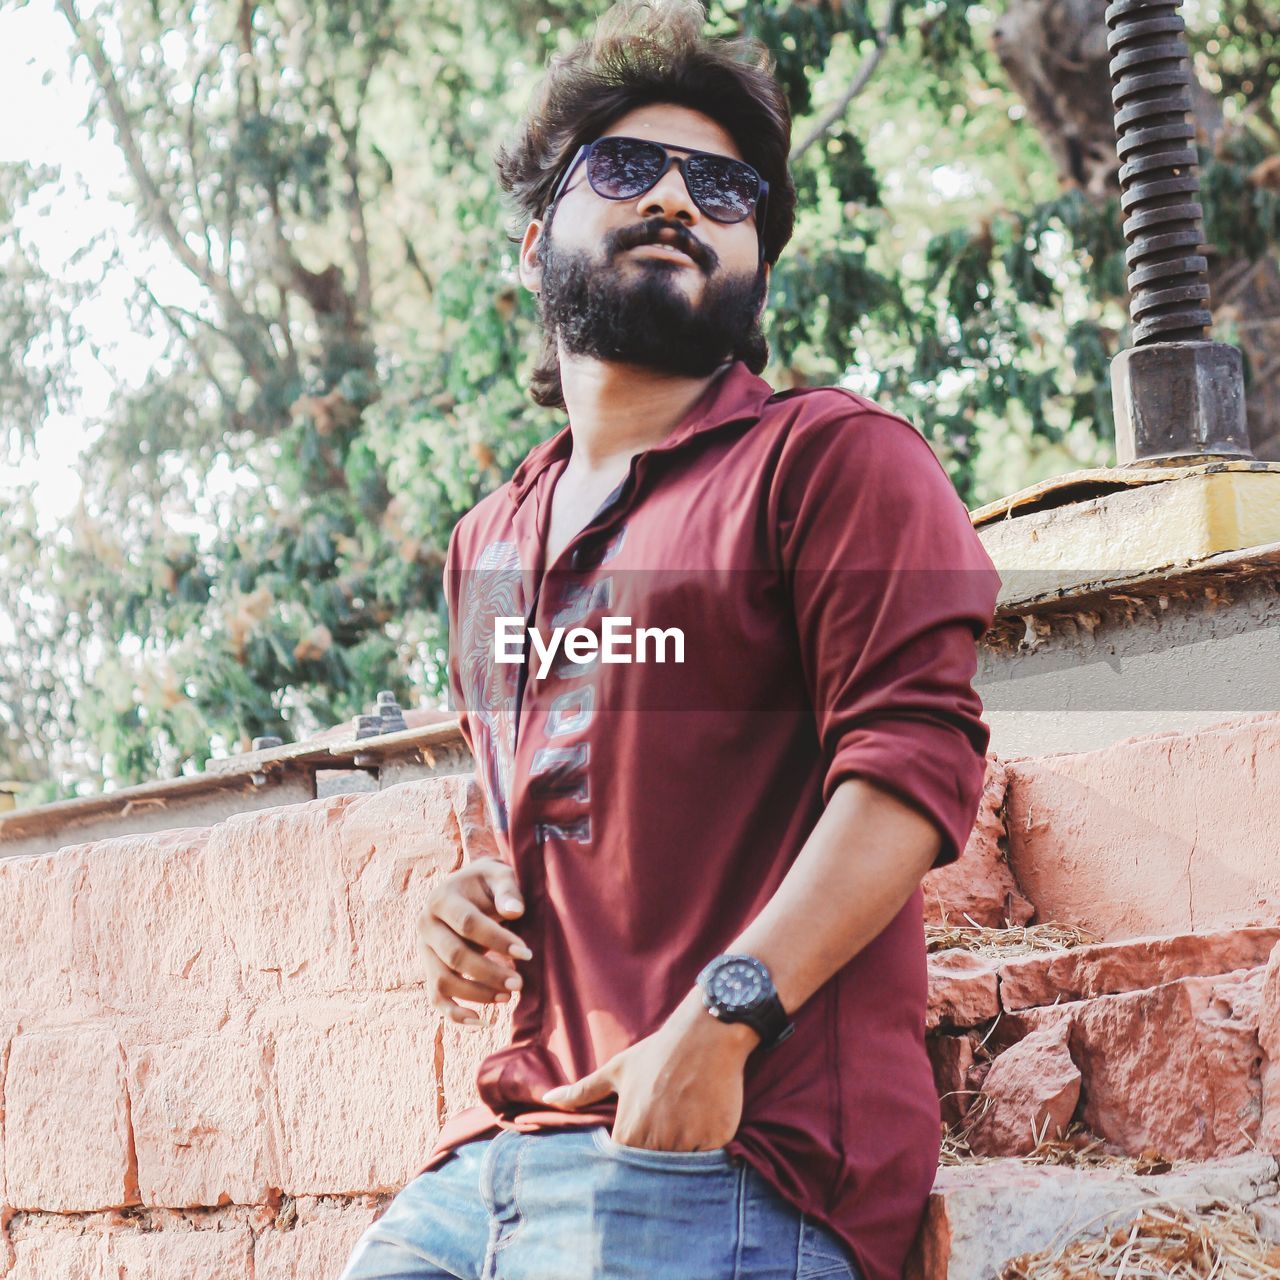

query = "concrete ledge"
[[0, 715, 468, 860], [975, 461, 1280, 611]]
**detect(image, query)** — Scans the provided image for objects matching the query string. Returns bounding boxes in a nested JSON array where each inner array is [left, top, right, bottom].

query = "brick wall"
[[0, 776, 509, 1278]]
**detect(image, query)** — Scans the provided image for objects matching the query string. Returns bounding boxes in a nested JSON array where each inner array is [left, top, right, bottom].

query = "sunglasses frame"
[[546, 135, 770, 261]]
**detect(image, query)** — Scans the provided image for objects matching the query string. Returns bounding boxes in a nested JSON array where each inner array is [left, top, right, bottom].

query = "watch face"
[[710, 957, 766, 1012]]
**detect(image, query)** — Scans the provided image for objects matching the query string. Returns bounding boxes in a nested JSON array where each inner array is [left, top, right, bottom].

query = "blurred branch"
[[185, 58, 218, 272], [56, 0, 270, 378], [326, 92, 374, 319], [135, 276, 246, 430], [400, 227, 436, 297], [790, 0, 899, 162]]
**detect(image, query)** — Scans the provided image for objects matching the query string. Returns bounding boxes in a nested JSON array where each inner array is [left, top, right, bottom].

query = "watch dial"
[[712, 959, 764, 1010]]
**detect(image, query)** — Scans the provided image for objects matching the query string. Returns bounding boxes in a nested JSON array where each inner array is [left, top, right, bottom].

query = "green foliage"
[[1, 0, 1277, 800]]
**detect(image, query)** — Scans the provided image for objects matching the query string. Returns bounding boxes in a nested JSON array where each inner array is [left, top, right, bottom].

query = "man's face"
[[519, 103, 770, 379]]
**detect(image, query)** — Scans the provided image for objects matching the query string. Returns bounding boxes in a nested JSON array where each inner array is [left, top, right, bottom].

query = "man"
[[339, 2, 998, 1278]]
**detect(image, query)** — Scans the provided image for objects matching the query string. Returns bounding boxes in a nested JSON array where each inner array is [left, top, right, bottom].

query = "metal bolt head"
[[1110, 341, 1251, 465], [353, 714, 383, 740], [375, 690, 407, 735]]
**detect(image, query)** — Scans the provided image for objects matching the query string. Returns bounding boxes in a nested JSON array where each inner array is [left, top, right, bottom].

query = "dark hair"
[[495, 0, 796, 409]]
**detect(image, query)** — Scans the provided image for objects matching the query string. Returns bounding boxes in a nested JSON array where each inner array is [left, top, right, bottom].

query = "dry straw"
[[925, 920, 1101, 957], [1000, 1201, 1280, 1278]]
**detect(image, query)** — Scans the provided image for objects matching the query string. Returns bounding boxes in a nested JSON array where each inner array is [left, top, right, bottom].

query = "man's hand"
[[539, 993, 758, 1150], [417, 856, 533, 1028]]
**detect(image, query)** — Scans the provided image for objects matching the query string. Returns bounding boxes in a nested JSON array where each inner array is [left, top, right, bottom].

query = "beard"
[[537, 221, 768, 379]]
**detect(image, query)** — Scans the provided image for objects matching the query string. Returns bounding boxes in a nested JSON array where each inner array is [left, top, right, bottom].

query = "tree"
[[0, 0, 1275, 803]]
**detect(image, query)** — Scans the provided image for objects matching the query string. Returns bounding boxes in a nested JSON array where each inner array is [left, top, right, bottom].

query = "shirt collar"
[[507, 360, 777, 507]]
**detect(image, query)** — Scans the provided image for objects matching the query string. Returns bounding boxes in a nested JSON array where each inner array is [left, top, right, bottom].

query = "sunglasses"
[[548, 135, 770, 234]]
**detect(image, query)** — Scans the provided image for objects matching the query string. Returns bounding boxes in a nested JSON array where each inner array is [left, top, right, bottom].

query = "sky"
[[0, 0, 198, 537]]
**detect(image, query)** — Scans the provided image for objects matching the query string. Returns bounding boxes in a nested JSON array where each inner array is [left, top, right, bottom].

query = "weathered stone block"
[[966, 1022, 1081, 1157], [4, 1028, 136, 1212], [1258, 942, 1280, 1150], [440, 1000, 515, 1125], [7, 1228, 102, 1280], [202, 797, 358, 998], [1069, 968, 1264, 1158], [923, 758, 1032, 929], [107, 1223, 252, 1278], [254, 1209, 381, 1280], [128, 1029, 280, 1207], [83, 827, 235, 1016], [926, 953, 1001, 1031], [345, 780, 466, 992], [927, 1033, 982, 1129], [999, 926, 1280, 1011], [1006, 715, 1280, 938], [271, 997, 440, 1194], [0, 849, 91, 1020], [906, 1154, 1280, 1280]]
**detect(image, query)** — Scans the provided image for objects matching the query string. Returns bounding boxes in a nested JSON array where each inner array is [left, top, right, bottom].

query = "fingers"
[[436, 893, 531, 961], [476, 859, 526, 921], [541, 1065, 616, 1109], [420, 931, 523, 1027], [433, 970, 516, 1027], [418, 858, 533, 1028], [418, 917, 524, 993]]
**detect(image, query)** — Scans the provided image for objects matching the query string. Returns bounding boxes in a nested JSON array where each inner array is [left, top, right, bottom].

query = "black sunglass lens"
[[588, 138, 666, 198], [685, 155, 759, 222]]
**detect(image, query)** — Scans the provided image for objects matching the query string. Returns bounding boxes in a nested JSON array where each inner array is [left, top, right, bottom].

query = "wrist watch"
[[696, 954, 796, 1051]]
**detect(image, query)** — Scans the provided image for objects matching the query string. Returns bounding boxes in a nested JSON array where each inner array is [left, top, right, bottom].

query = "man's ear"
[[519, 220, 546, 294], [757, 260, 772, 315]]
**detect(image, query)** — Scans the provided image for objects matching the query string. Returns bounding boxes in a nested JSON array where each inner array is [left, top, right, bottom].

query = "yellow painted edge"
[[970, 459, 1280, 528], [979, 469, 1280, 585]]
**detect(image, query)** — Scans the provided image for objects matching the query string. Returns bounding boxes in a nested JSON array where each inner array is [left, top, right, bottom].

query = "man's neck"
[[557, 351, 731, 472]]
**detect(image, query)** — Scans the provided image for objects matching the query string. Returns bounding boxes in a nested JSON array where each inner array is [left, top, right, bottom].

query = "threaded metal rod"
[[1104, 0, 1251, 463], [1106, 0, 1212, 344]]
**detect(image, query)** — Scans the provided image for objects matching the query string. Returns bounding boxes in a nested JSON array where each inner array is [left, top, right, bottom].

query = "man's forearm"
[[539, 776, 948, 1144], [726, 776, 942, 1017]]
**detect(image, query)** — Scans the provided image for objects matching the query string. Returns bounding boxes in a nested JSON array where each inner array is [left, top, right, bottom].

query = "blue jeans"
[[339, 1126, 861, 1280]]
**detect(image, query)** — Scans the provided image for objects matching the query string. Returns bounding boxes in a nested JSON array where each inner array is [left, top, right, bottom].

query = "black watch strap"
[[744, 990, 795, 1050]]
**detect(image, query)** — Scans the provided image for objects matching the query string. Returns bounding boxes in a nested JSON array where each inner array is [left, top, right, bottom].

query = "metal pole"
[[1105, 0, 1253, 463]]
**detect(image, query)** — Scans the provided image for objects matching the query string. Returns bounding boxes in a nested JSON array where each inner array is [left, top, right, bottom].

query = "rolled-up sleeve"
[[770, 402, 1000, 866]]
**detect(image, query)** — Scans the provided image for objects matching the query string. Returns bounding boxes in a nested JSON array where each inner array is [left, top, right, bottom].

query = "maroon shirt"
[[424, 362, 998, 1280]]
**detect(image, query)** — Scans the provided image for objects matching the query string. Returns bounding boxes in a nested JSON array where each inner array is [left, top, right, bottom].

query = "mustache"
[[609, 218, 717, 272]]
